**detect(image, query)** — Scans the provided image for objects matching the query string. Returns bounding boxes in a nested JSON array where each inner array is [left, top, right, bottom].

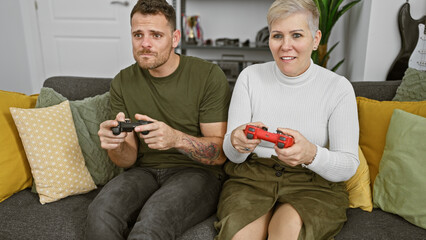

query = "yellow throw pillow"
[[10, 101, 96, 204], [357, 97, 426, 190], [0, 90, 38, 203], [345, 146, 372, 212]]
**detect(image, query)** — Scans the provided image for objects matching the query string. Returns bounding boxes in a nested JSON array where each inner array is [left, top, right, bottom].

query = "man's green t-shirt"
[[110, 55, 231, 177]]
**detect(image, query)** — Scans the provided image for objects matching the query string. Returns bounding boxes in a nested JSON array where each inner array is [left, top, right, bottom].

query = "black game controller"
[[111, 120, 153, 135]]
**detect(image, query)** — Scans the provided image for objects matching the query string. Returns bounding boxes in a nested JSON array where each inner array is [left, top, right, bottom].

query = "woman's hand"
[[230, 122, 265, 153], [274, 128, 317, 167]]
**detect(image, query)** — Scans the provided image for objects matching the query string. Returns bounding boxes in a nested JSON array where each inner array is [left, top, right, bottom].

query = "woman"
[[214, 0, 359, 239]]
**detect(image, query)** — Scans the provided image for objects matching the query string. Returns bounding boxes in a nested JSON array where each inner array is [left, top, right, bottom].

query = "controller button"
[[247, 133, 254, 139], [277, 142, 285, 148], [279, 136, 286, 141], [248, 127, 255, 132], [262, 127, 268, 131]]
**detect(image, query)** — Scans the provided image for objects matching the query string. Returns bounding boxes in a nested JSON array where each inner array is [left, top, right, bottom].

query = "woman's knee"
[[231, 210, 273, 240], [268, 204, 302, 240]]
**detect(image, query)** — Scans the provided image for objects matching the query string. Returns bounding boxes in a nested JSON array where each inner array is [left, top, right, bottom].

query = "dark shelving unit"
[[176, 0, 272, 83]]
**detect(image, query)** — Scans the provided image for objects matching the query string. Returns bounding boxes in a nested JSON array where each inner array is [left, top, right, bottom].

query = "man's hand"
[[230, 122, 264, 153], [274, 128, 317, 167], [98, 112, 128, 150], [134, 114, 180, 150], [98, 112, 138, 168]]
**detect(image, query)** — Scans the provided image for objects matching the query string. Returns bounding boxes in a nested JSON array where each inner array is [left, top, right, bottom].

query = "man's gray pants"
[[85, 167, 222, 240]]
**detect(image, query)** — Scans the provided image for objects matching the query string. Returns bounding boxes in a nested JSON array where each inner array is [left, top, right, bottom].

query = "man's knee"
[[87, 199, 109, 221], [171, 168, 222, 196]]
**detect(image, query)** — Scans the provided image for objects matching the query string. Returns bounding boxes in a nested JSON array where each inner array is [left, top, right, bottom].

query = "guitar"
[[408, 22, 426, 71], [386, 2, 426, 80]]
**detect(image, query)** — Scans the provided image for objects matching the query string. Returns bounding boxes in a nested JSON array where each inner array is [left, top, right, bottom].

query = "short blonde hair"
[[267, 0, 319, 38]]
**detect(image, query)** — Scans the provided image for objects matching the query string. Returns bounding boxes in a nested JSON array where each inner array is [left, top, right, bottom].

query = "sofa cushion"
[[356, 97, 426, 189], [36, 87, 122, 186], [0, 90, 38, 202], [345, 146, 372, 212], [373, 109, 426, 229], [10, 101, 97, 204], [393, 68, 426, 101]]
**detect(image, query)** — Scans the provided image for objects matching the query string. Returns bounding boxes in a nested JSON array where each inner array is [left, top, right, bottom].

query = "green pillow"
[[36, 87, 123, 185], [393, 68, 426, 101], [373, 109, 426, 229]]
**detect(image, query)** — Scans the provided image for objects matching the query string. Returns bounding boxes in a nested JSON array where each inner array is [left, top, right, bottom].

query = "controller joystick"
[[111, 120, 153, 135], [244, 125, 294, 148]]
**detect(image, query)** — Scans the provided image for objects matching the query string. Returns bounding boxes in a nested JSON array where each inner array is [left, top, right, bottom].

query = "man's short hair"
[[131, 0, 177, 31]]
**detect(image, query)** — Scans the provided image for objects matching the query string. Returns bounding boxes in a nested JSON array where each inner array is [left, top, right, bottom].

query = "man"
[[85, 0, 230, 239]]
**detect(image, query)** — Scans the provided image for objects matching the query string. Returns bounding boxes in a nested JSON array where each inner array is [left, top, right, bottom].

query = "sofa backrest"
[[43, 76, 401, 102], [352, 80, 401, 101], [43, 76, 112, 101]]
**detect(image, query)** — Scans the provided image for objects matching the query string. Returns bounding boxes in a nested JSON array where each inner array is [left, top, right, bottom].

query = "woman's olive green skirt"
[[214, 155, 349, 240]]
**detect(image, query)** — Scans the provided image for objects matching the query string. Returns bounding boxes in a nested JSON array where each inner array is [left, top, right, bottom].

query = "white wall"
[[1, 0, 425, 95], [347, 0, 426, 81], [0, 0, 33, 94]]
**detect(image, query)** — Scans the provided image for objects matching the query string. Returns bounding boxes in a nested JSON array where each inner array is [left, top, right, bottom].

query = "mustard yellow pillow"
[[10, 101, 96, 204], [0, 90, 38, 203], [345, 146, 372, 212], [357, 97, 426, 190]]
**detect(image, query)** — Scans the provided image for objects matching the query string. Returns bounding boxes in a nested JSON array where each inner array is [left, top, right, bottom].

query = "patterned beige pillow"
[[10, 101, 96, 204]]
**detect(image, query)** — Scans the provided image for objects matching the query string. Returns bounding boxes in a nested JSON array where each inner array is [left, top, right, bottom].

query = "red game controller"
[[244, 125, 294, 148]]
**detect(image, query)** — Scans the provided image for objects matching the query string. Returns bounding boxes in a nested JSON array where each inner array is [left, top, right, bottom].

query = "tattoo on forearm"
[[179, 136, 220, 165]]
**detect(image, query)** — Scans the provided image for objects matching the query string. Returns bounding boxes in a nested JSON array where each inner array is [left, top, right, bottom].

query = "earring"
[[313, 46, 318, 50]]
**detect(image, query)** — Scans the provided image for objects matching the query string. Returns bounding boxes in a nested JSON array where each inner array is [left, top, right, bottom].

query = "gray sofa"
[[1, 76, 425, 240]]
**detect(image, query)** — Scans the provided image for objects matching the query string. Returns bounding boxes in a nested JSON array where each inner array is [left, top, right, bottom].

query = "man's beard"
[[136, 46, 173, 70]]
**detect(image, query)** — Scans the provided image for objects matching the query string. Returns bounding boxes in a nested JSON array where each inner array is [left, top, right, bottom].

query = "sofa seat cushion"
[[1, 190, 425, 240], [336, 208, 426, 239], [178, 215, 218, 240], [0, 188, 100, 240], [174, 208, 426, 240], [0, 187, 217, 240]]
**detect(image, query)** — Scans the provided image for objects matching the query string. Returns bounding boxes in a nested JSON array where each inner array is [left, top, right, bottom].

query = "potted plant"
[[312, 0, 361, 71]]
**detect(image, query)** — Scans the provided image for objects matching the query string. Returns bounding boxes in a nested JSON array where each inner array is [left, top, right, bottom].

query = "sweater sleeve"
[[304, 80, 359, 182], [222, 70, 252, 163]]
